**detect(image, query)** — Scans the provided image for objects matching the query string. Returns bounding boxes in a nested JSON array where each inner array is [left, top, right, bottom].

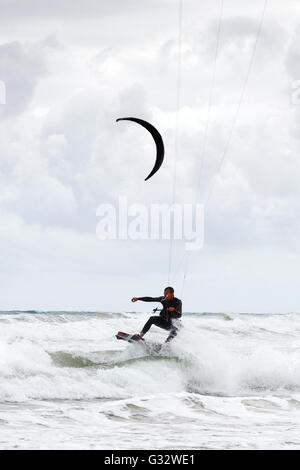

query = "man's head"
[[164, 286, 174, 300]]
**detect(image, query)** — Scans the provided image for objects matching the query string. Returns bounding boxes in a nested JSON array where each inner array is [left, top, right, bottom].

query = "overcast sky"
[[0, 0, 300, 313]]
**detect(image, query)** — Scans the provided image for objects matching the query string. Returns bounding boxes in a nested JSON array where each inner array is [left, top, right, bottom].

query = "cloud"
[[0, 41, 45, 115], [0, 2, 299, 311], [0, 0, 156, 19], [285, 25, 300, 79]]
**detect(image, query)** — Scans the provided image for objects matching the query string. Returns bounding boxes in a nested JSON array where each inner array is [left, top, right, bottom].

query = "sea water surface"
[[0, 310, 300, 449]]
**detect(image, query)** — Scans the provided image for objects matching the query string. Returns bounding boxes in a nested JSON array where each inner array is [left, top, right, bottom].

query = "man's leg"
[[165, 320, 181, 342], [140, 316, 170, 337]]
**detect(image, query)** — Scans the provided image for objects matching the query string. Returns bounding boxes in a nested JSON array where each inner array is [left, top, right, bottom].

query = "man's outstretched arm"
[[131, 296, 164, 303]]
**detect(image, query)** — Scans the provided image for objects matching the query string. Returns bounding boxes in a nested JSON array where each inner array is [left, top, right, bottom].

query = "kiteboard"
[[115, 331, 167, 354], [115, 331, 145, 343]]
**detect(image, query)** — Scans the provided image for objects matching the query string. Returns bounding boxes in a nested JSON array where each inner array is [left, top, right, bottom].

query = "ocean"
[[0, 310, 300, 449]]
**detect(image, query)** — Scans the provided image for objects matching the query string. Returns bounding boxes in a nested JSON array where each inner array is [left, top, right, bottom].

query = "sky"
[[0, 0, 300, 313]]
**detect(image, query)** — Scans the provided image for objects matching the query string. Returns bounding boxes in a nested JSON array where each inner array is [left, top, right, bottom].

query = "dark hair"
[[164, 286, 174, 294]]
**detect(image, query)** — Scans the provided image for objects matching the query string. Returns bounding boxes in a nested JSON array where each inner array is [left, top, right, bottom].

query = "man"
[[131, 287, 182, 342]]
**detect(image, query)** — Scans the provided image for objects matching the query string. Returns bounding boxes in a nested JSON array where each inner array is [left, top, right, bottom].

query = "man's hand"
[[131, 297, 139, 302], [167, 307, 176, 311]]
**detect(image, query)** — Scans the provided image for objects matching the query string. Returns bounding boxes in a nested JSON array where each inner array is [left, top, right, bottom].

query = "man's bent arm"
[[170, 300, 182, 318]]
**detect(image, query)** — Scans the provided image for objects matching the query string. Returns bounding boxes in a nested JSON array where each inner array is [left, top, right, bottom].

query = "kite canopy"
[[116, 117, 165, 181]]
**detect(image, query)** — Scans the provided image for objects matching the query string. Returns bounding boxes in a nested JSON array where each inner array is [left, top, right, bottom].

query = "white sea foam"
[[0, 311, 300, 449]]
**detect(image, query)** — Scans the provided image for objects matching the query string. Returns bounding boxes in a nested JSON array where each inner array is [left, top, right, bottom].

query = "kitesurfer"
[[131, 287, 182, 342]]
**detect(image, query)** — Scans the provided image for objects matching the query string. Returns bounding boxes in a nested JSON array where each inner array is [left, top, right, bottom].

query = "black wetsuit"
[[139, 296, 182, 341]]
